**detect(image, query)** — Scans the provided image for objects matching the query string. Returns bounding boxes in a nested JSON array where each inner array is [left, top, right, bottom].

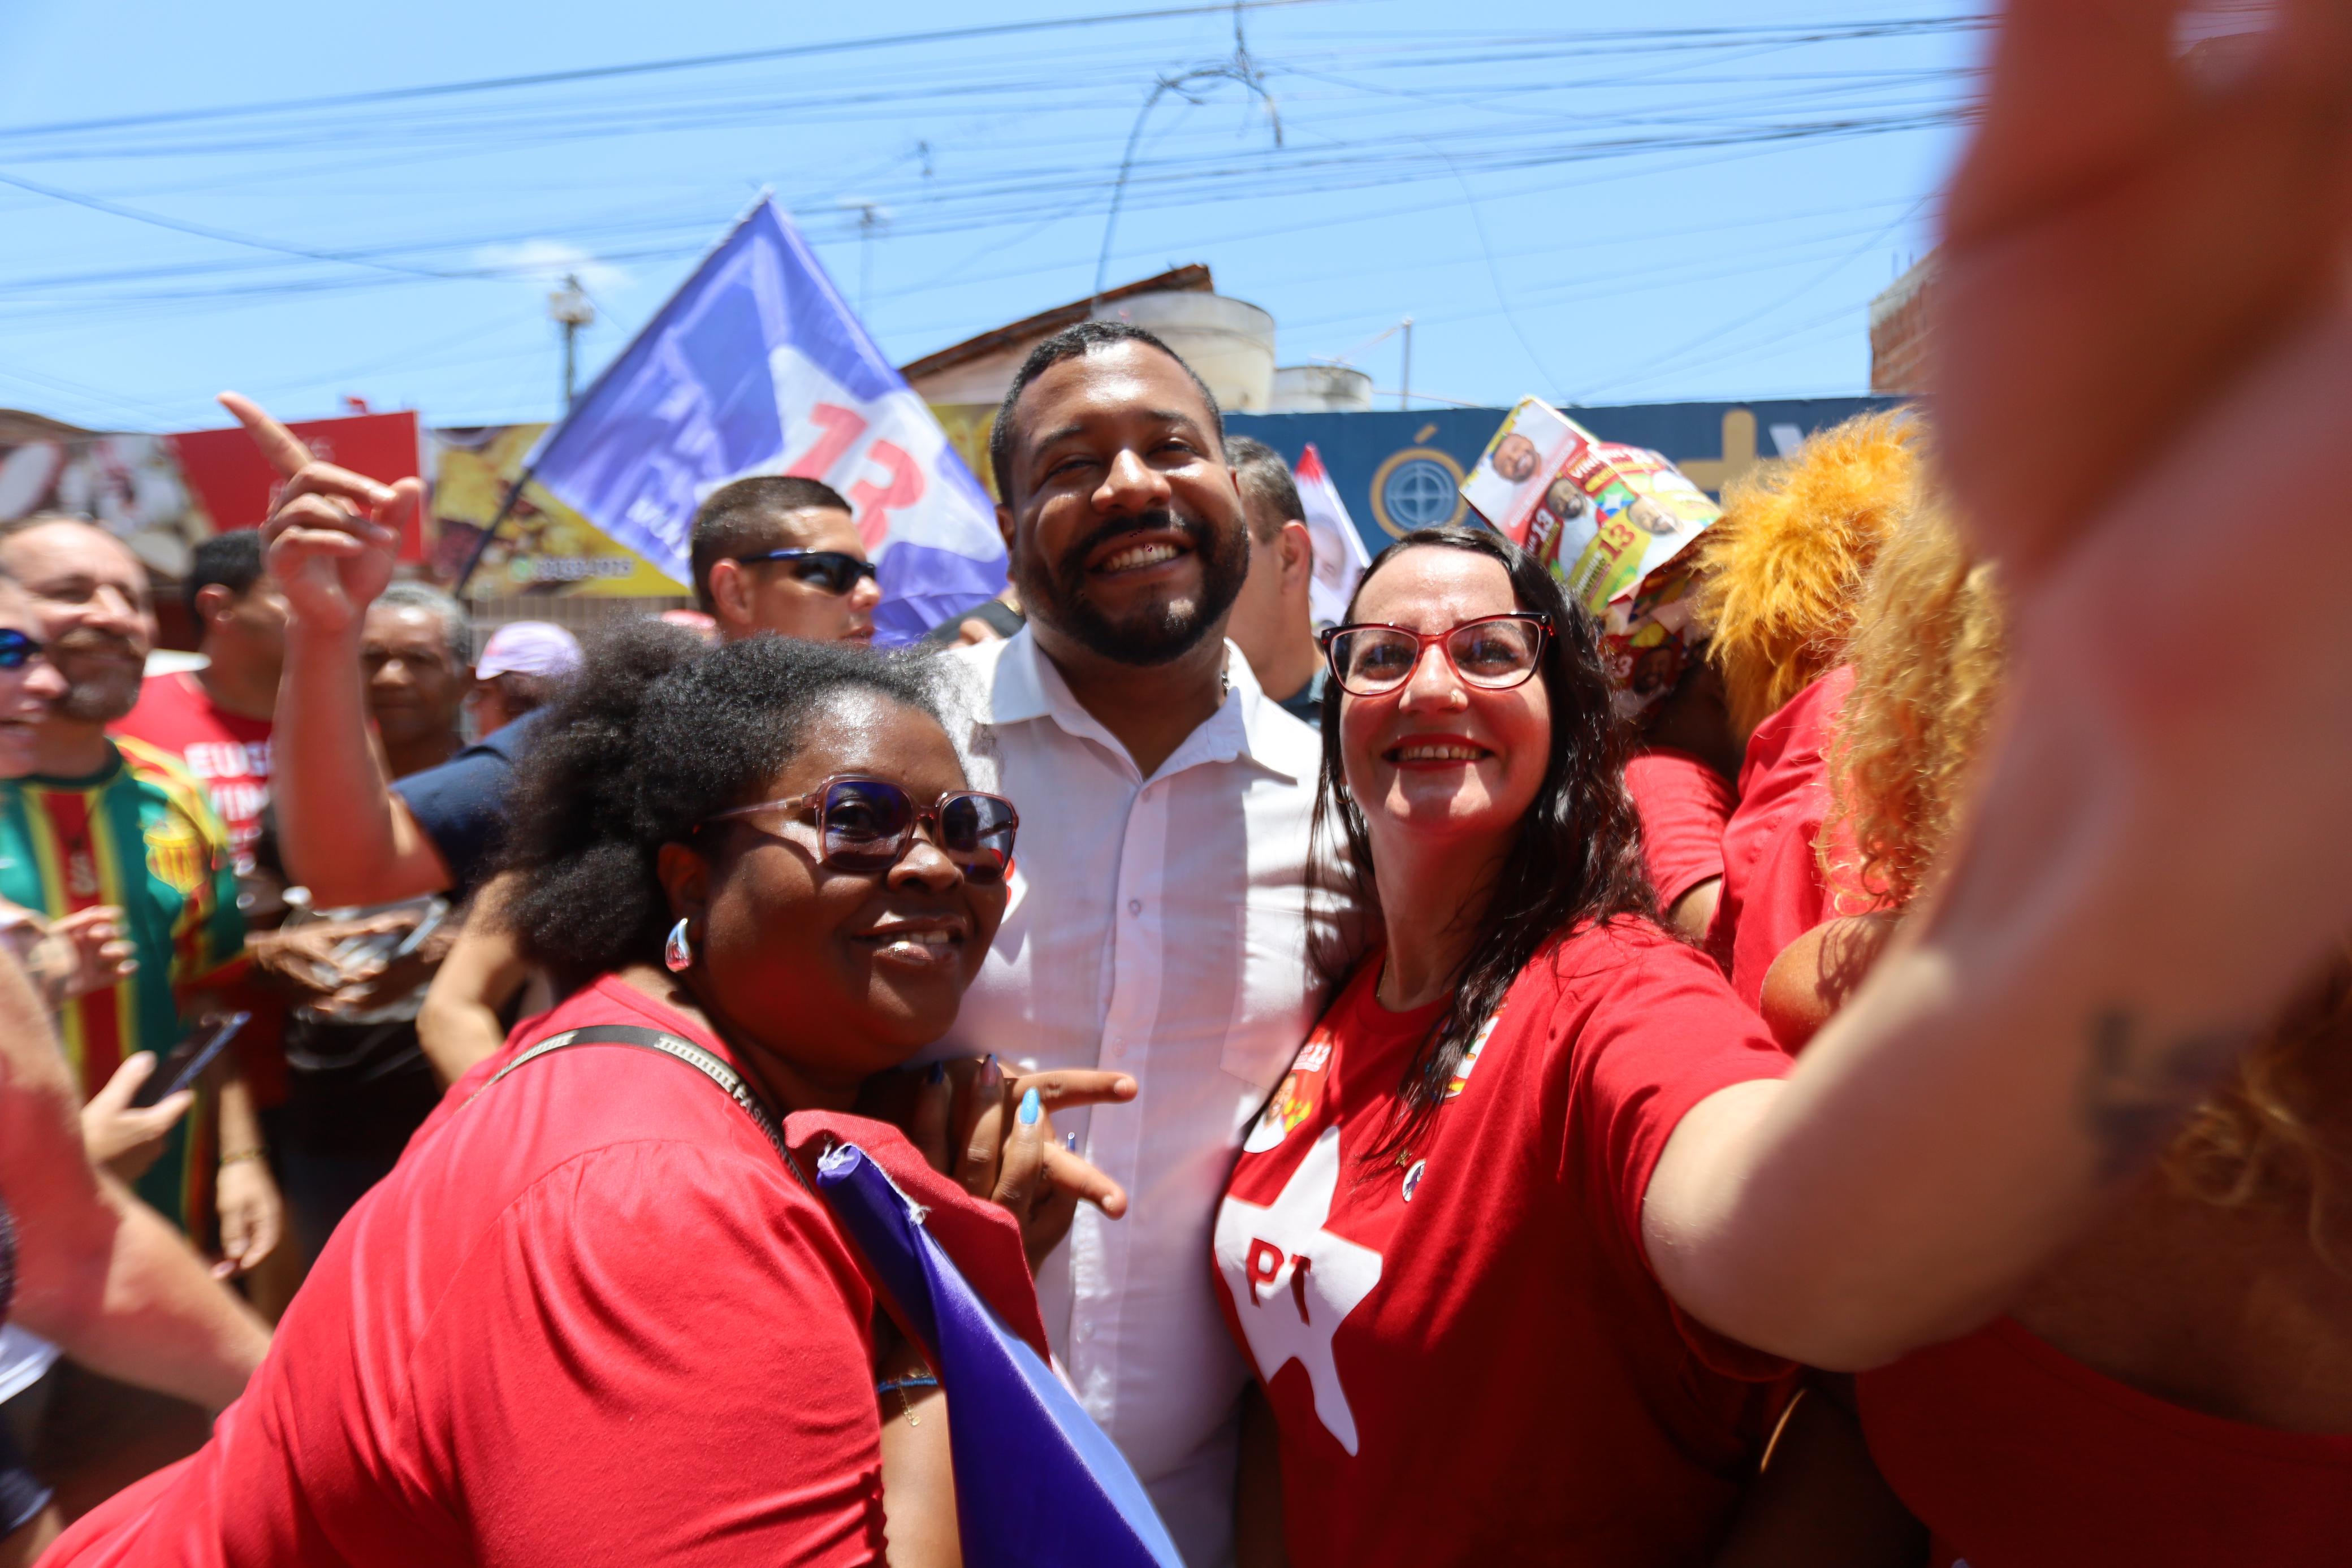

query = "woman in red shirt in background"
[[47, 622, 1126, 1568], [1685, 409, 1922, 1006]]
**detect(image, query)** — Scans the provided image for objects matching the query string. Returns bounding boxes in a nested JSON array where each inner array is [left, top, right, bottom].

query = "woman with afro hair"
[[46, 623, 1132, 1568]]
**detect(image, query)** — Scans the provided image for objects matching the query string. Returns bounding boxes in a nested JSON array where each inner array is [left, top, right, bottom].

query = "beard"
[[1028, 505, 1251, 668], [53, 630, 146, 724]]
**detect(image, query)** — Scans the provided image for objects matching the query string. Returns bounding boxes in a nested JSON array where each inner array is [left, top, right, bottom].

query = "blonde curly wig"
[[1828, 496, 2352, 1245], [1693, 408, 1924, 742], [1821, 491, 2004, 911], [2168, 956, 2352, 1249]]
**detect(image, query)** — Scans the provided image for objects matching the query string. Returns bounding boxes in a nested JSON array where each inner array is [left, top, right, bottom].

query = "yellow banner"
[[929, 404, 1000, 504], [430, 425, 684, 598]]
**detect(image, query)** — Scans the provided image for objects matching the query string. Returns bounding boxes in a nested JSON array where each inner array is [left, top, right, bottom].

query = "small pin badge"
[[1400, 1159, 1426, 1202]]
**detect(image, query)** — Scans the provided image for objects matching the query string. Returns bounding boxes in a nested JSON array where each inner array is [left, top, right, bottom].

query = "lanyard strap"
[[472, 1023, 814, 1195]]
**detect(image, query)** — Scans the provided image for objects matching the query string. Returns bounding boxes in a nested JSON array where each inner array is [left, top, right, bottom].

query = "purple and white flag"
[[529, 201, 1005, 642], [814, 1142, 1184, 1568]]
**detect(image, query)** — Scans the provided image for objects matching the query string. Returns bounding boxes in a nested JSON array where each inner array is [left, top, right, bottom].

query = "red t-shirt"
[[1624, 747, 1736, 909], [1706, 667, 1854, 1008], [47, 976, 1045, 1568], [1214, 922, 1794, 1568], [1859, 1317, 2352, 1567], [115, 672, 273, 878]]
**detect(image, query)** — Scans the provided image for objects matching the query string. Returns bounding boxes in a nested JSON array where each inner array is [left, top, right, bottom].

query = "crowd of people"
[[1, 3, 2349, 1562]]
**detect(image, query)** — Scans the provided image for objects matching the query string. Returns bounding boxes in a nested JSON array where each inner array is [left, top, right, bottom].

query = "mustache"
[[50, 628, 142, 659], [1056, 507, 1201, 576]]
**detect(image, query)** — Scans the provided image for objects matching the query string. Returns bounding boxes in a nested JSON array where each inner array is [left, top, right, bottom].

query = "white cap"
[[475, 621, 582, 681]]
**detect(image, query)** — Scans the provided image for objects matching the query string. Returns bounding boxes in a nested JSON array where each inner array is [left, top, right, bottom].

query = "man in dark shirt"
[[217, 393, 533, 909], [385, 708, 542, 902], [361, 585, 469, 782]]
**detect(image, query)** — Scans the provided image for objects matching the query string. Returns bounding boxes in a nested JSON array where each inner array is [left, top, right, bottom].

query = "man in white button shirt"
[[933, 322, 1359, 1566]]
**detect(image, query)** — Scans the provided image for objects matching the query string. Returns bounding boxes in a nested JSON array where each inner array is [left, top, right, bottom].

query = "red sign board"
[[168, 410, 427, 562]]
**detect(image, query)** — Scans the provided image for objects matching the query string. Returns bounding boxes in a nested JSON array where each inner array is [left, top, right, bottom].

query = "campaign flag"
[[814, 1142, 1184, 1568], [526, 201, 1005, 642], [1296, 442, 1370, 627]]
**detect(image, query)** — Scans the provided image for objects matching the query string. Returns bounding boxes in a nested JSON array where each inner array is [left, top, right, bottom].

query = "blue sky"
[[0, 1, 1979, 434]]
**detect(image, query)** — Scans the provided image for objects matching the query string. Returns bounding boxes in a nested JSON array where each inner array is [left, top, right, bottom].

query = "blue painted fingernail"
[[926, 1061, 946, 1085], [1018, 1087, 1041, 1126]]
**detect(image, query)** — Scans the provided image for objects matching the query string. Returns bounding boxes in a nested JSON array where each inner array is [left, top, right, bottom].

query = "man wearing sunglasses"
[[929, 322, 1360, 1567], [686, 477, 880, 646]]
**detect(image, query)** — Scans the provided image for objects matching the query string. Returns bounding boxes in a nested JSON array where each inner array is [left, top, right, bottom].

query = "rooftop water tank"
[[1269, 364, 1374, 413], [1088, 291, 1276, 413]]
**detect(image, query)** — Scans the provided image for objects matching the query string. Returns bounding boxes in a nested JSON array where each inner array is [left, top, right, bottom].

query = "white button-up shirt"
[[932, 627, 1356, 1568]]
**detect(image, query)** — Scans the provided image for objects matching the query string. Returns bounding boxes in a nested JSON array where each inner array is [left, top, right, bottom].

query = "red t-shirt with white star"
[[1214, 920, 1795, 1568]]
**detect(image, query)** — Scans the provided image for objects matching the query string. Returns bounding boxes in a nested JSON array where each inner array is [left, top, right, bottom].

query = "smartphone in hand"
[[131, 1011, 252, 1108]]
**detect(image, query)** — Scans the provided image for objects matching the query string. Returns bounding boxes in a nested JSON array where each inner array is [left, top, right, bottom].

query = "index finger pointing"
[[219, 391, 315, 479], [1008, 1070, 1138, 1112]]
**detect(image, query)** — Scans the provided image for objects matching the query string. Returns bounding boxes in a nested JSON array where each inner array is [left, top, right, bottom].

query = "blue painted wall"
[[1225, 397, 1902, 560]]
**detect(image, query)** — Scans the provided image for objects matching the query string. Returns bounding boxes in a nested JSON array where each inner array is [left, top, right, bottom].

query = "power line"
[[0, 1, 1341, 145], [1563, 194, 1932, 401], [0, 110, 1963, 319], [0, 8, 1978, 422], [0, 167, 479, 280]]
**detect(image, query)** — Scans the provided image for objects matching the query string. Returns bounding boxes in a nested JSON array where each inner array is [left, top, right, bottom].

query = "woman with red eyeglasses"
[[1214, 527, 1805, 1566], [46, 624, 1134, 1568], [1218, 6, 2352, 1562]]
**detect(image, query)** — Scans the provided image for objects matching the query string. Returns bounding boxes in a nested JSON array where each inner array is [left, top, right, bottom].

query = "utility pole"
[[1399, 315, 1413, 412], [548, 274, 594, 410]]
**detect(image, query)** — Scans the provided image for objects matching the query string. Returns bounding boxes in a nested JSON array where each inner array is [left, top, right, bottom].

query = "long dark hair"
[[1309, 526, 1656, 1154], [496, 622, 943, 993]]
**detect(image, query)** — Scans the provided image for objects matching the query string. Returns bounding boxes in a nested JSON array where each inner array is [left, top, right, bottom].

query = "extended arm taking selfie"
[[1638, 0, 2352, 1371]]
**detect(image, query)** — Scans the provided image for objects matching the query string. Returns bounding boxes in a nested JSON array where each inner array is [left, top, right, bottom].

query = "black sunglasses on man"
[[728, 548, 878, 598]]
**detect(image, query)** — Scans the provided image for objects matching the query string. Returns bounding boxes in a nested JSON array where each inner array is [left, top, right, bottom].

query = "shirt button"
[[1127, 899, 1142, 915]]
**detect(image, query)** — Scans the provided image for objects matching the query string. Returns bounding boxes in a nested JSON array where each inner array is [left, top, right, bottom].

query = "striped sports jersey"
[[0, 736, 245, 1230]]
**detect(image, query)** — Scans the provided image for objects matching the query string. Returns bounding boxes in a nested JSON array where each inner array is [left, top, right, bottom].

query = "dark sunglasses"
[[704, 775, 1019, 884], [1319, 612, 1553, 698], [0, 630, 44, 671], [730, 548, 878, 597]]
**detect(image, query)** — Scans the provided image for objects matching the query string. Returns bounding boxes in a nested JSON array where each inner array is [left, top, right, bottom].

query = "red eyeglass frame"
[[1317, 611, 1553, 697]]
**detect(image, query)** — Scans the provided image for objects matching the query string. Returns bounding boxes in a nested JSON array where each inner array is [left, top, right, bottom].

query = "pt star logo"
[[1216, 1127, 1382, 1454]]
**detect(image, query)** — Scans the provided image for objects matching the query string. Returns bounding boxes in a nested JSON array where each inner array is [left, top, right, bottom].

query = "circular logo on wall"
[[1370, 447, 1469, 538]]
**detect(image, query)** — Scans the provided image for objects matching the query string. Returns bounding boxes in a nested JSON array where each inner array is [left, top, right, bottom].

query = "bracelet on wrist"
[[219, 1146, 268, 1167], [875, 1373, 940, 1427]]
